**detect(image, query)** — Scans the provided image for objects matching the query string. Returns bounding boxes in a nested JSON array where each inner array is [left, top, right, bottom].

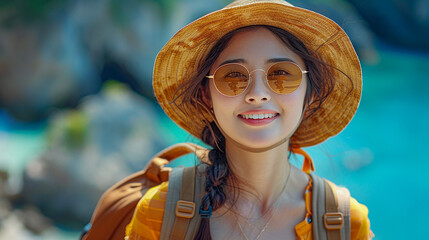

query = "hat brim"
[[153, 1, 361, 147]]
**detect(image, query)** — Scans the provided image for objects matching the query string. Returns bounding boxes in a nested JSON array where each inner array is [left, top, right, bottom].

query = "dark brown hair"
[[173, 25, 339, 239]]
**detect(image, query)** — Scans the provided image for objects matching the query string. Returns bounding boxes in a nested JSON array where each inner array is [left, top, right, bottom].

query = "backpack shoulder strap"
[[185, 164, 206, 239], [171, 167, 196, 240], [160, 164, 207, 239], [310, 173, 351, 240], [160, 167, 184, 240]]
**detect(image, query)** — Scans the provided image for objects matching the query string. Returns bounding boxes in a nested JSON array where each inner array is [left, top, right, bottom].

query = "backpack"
[[81, 142, 350, 240]]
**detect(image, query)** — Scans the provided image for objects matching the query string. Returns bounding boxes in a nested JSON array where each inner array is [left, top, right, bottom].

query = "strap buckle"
[[175, 200, 196, 219], [323, 212, 344, 230]]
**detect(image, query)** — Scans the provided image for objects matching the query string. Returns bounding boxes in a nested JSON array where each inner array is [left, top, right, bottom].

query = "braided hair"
[[195, 122, 230, 240]]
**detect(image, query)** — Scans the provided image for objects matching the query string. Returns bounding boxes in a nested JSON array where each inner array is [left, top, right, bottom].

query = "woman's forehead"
[[211, 27, 304, 70]]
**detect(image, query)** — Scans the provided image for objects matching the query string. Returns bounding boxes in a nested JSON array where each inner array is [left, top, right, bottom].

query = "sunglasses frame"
[[206, 61, 308, 97]]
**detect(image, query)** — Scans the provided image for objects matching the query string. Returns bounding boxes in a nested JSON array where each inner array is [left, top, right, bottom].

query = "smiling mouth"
[[239, 113, 279, 120]]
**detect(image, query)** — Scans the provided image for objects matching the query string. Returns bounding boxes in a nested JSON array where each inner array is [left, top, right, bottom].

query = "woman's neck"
[[225, 139, 291, 214]]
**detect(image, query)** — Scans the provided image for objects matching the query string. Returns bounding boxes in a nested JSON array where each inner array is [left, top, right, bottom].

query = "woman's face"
[[208, 27, 308, 149]]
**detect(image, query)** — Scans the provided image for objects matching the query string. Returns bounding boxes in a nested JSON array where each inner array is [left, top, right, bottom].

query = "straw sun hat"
[[153, 0, 362, 147]]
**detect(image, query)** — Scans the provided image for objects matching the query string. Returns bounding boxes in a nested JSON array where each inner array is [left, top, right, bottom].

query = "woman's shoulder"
[[125, 182, 169, 239], [349, 196, 374, 240], [135, 181, 169, 214]]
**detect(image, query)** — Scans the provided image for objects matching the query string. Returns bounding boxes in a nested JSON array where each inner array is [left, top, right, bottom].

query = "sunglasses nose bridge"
[[249, 68, 267, 83], [249, 68, 266, 76]]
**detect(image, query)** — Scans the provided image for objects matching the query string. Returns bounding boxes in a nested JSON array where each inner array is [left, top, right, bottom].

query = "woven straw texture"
[[153, 0, 361, 147]]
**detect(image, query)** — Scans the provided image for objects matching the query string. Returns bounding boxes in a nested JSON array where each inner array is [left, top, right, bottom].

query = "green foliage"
[[64, 111, 88, 148], [103, 80, 131, 95], [48, 110, 88, 149]]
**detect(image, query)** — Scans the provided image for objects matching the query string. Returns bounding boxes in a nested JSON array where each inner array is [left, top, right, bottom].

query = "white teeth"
[[241, 113, 277, 119]]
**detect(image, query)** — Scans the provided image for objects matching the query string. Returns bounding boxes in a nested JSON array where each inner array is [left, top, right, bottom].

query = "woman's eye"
[[225, 72, 247, 78], [270, 70, 290, 76]]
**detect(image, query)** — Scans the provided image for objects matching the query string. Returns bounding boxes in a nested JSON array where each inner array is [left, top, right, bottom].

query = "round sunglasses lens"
[[267, 62, 302, 94], [214, 64, 249, 96]]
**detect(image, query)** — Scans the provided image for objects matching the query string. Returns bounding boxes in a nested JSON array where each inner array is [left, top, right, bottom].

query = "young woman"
[[125, 0, 373, 239]]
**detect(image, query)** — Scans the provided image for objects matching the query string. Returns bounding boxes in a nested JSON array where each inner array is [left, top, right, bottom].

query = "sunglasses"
[[206, 61, 308, 97]]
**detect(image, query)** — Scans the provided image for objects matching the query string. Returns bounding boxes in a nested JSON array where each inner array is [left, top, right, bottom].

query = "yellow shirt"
[[125, 181, 373, 240]]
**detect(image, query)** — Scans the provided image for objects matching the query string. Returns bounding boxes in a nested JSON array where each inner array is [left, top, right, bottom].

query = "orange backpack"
[[81, 143, 350, 240]]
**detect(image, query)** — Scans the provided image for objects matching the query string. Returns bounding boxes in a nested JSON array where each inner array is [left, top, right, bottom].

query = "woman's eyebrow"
[[218, 57, 296, 67], [266, 57, 295, 63], [219, 58, 246, 66]]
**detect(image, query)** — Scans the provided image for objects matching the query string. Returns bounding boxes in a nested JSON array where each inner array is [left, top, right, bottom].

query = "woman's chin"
[[228, 136, 288, 150]]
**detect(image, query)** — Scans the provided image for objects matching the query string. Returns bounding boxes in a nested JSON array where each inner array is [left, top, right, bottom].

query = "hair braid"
[[195, 122, 230, 239]]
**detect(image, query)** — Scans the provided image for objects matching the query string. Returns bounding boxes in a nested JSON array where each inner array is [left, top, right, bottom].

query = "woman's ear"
[[200, 84, 212, 110], [302, 87, 314, 120]]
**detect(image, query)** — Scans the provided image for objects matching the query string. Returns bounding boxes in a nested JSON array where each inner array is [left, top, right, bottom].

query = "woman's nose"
[[245, 70, 271, 104]]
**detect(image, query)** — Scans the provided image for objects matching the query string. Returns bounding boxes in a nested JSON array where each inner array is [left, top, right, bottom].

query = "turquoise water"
[[307, 48, 429, 239], [0, 118, 47, 192], [1, 47, 428, 239]]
